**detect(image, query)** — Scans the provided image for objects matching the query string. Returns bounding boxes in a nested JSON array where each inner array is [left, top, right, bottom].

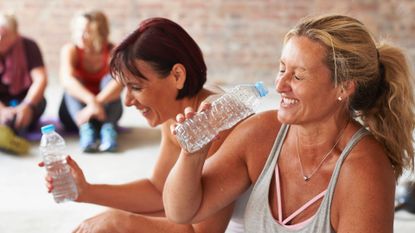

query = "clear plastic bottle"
[[175, 81, 268, 153], [40, 124, 78, 203]]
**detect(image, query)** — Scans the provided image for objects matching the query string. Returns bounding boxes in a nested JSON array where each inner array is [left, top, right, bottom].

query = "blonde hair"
[[0, 12, 18, 33], [71, 10, 109, 52], [285, 14, 415, 178]]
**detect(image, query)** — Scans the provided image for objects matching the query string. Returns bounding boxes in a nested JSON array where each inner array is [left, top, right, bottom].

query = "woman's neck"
[[294, 116, 351, 148], [182, 88, 214, 112]]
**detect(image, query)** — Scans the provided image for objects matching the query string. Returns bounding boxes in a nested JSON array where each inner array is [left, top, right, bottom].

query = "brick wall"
[[1, 0, 414, 87]]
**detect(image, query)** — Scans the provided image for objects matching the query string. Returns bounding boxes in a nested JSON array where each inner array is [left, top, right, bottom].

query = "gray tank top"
[[244, 124, 369, 233]]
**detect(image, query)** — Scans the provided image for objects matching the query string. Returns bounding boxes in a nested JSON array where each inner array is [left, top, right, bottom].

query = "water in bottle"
[[175, 81, 268, 153], [40, 124, 78, 203]]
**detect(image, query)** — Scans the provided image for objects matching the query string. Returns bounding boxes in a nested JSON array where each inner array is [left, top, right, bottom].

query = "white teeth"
[[282, 97, 298, 105]]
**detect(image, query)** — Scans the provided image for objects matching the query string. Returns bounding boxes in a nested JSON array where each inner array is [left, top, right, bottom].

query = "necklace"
[[296, 120, 349, 182]]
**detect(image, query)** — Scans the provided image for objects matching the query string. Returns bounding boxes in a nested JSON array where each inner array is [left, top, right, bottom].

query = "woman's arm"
[[96, 79, 123, 105], [75, 122, 182, 213], [73, 204, 235, 233], [163, 111, 275, 223], [95, 43, 123, 105], [73, 119, 237, 233], [163, 145, 208, 223], [22, 66, 47, 106], [14, 66, 47, 129]]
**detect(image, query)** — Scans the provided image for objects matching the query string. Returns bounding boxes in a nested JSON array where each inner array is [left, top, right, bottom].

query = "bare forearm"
[[61, 75, 96, 104], [163, 151, 207, 223], [96, 80, 123, 104], [117, 207, 232, 233], [81, 179, 164, 213], [24, 67, 47, 105], [124, 214, 195, 233]]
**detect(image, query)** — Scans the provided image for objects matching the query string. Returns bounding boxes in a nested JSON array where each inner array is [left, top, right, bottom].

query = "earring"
[[337, 96, 343, 101]]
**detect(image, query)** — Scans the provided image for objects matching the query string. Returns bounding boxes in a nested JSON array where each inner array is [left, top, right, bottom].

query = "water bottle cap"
[[9, 99, 19, 107], [255, 81, 269, 97], [41, 124, 56, 134]]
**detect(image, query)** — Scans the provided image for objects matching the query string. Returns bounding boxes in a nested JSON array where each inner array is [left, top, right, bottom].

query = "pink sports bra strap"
[[275, 165, 327, 225]]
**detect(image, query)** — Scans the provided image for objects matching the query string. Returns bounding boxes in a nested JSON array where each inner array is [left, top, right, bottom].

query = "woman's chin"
[[277, 113, 295, 125]]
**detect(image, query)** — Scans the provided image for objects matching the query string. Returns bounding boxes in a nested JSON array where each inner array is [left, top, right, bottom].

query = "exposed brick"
[[0, 0, 413, 87]]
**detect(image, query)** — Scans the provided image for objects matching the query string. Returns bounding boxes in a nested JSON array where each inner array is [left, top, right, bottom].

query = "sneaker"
[[99, 123, 118, 152], [79, 123, 98, 153], [0, 125, 30, 155]]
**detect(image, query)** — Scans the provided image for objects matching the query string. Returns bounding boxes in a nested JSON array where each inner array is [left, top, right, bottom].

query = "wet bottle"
[[40, 124, 78, 203], [175, 81, 268, 153]]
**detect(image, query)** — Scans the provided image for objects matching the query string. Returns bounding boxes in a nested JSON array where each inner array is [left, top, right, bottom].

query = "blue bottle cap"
[[41, 124, 56, 134], [9, 99, 19, 107], [255, 81, 269, 97]]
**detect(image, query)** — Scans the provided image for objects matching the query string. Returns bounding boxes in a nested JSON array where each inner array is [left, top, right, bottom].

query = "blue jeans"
[[58, 74, 123, 131]]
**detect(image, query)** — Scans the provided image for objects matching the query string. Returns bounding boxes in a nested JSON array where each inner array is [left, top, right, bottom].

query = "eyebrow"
[[279, 60, 307, 73]]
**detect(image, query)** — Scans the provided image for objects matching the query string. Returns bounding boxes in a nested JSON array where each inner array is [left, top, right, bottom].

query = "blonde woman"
[[164, 14, 415, 233], [59, 10, 123, 152]]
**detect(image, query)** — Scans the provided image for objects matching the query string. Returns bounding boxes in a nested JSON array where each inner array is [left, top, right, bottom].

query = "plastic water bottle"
[[40, 124, 78, 203], [175, 81, 268, 153]]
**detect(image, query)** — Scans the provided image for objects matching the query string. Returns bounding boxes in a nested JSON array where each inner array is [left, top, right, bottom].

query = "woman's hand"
[[76, 100, 106, 125], [38, 156, 90, 202], [14, 103, 34, 130], [0, 106, 16, 125], [170, 103, 216, 154]]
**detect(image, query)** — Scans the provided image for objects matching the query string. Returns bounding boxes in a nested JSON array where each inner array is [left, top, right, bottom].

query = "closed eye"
[[129, 85, 142, 92]]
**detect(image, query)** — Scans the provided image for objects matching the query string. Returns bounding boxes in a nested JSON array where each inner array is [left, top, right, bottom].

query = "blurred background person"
[[58, 10, 123, 153], [0, 12, 47, 155]]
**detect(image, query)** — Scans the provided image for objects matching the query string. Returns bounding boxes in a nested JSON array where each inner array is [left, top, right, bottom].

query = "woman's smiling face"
[[275, 36, 340, 125], [122, 60, 182, 127]]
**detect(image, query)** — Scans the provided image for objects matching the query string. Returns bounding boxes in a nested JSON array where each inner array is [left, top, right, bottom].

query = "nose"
[[124, 90, 136, 107], [275, 72, 291, 93]]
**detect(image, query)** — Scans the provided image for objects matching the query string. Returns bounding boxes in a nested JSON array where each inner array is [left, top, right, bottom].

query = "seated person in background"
[[58, 10, 123, 152], [163, 14, 415, 233], [41, 17, 249, 233], [0, 12, 47, 154]]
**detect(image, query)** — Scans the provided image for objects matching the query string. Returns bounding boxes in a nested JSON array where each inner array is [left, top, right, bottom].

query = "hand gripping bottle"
[[175, 81, 268, 153], [40, 124, 78, 203]]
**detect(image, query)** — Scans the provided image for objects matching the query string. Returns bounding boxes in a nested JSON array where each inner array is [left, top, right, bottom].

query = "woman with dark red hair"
[[42, 17, 247, 233]]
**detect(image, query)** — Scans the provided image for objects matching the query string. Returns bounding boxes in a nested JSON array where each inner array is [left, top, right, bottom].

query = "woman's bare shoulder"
[[332, 131, 395, 232], [342, 133, 394, 179], [226, 110, 281, 153], [237, 110, 281, 134], [60, 43, 77, 62], [61, 43, 76, 53]]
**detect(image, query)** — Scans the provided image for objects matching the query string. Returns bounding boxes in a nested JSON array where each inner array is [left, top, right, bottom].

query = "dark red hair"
[[110, 17, 207, 99]]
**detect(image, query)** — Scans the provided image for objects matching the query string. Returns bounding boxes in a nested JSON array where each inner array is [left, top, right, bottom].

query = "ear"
[[171, 63, 186, 90], [342, 80, 356, 98], [337, 80, 356, 101]]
